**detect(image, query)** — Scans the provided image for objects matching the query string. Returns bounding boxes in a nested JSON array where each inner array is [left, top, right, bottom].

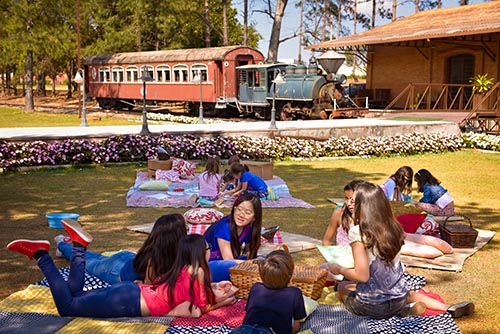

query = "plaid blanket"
[[0, 268, 462, 334]]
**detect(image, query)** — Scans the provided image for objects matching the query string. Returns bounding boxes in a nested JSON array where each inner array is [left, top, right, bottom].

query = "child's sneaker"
[[61, 219, 93, 247], [54, 235, 71, 257], [447, 301, 474, 318], [7, 239, 50, 260], [400, 302, 426, 317]]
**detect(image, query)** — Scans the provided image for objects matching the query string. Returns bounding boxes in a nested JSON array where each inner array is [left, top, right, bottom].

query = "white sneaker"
[[54, 235, 71, 258]]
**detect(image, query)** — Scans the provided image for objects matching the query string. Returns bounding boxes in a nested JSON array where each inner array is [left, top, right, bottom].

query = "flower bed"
[[0, 131, 496, 172]]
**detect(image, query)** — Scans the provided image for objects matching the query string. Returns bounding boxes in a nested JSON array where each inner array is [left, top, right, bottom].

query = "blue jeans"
[[208, 259, 238, 282], [58, 242, 136, 284], [37, 246, 141, 318], [230, 324, 274, 334]]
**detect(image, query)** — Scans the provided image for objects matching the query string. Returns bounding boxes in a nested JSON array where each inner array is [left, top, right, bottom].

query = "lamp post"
[[269, 70, 285, 129], [192, 71, 204, 124], [139, 68, 153, 135], [73, 70, 88, 127]]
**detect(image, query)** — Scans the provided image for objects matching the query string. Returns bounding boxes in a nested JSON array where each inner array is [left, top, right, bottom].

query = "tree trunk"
[[392, 0, 397, 21], [222, 0, 228, 46], [25, 49, 34, 111], [321, 0, 327, 41], [267, 0, 288, 63], [372, 0, 376, 28], [205, 0, 211, 47], [51, 74, 57, 96], [243, 0, 248, 45]]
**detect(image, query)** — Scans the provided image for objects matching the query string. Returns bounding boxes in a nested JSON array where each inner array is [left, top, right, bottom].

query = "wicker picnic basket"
[[229, 261, 327, 300], [439, 215, 478, 248]]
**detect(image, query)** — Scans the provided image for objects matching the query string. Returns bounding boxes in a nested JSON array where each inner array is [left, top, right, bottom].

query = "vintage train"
[[83, 46, 367, 120]]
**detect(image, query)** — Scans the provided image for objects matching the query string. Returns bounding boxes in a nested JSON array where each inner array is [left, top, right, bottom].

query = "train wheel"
[[97, 98, 116, 110], [279, 103, 293, 121]]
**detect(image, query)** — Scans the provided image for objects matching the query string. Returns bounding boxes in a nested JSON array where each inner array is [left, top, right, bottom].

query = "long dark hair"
[[158, 234, 214, 312], [229, 192, 262, 259], [414, 169, 440, 193], [341, 180, 363, 233], [202, 157, 220, 183], [354, 182, 405, 264], [133, 213, 187, 282], [390, 166, 413, 199]]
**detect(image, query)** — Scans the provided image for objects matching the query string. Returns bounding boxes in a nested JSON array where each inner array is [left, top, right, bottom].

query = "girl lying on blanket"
[[327, 182, 474, 319], [205, 192, 263, 282], [413, 169, 455, 216], [55, 213, 187, 284], [7, 223, 236, 318]]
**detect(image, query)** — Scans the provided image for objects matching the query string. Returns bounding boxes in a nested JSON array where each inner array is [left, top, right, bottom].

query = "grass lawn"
[[0, 106, 140, 127], [1, 150, 499, 333]]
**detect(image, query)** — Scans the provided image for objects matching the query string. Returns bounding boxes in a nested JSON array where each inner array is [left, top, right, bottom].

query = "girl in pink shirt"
[[7, 221, 236, 318]]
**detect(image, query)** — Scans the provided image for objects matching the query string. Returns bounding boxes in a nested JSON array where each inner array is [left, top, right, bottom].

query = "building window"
[[139, 65, 154, 80], [157, 65, 171, 82], [173, 64, 188, 82], [112, 66, 124, 82], [126, 66, 138, 82], [99, 67, 111, 82], [191, 64, 208, 82]]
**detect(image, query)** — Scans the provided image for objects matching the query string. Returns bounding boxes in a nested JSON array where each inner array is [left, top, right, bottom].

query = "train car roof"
[[84, 46, 262, 65], [236, 63, 292, 70]]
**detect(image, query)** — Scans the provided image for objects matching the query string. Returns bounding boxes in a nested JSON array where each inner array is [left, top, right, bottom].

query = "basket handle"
[[274, 243, 289, 253], [443, 214, 472, 228]]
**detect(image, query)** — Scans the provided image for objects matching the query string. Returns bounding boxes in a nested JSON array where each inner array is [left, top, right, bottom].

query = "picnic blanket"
[[0, 268, 462, 334], [326, 198, 496, 272], [127, 222, 322, 256], [126, 171, 315, 208]]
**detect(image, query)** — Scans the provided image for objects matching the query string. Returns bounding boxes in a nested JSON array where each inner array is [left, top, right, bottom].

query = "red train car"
[[83, 46, 264, 115]]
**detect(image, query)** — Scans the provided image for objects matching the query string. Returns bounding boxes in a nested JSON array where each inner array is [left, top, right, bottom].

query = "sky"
[[233, 0, 486, 64]]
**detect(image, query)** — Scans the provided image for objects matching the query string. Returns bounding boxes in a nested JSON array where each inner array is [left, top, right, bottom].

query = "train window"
[[191, 64, 208, 82], [173, 64, 188, 82], [112, 67, 124, 82], [99, 67, 110, 82], [239, 70, 247, 85], [126, 66, 138, 82], [140, 65, 154, 81], [157, 65, 171, 82]]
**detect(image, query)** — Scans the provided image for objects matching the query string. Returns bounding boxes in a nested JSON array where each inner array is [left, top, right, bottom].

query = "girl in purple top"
[[205, 192, 263, 281]]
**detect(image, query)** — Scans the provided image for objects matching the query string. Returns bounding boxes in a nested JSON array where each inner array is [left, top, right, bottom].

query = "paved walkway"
[[0, 112, 467, 142]]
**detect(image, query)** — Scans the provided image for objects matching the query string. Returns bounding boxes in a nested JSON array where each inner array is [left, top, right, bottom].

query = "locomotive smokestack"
[[317, 50, 345, 75]]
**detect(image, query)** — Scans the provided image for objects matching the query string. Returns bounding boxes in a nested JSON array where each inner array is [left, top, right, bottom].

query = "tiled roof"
[[307, 1, 500, 49]]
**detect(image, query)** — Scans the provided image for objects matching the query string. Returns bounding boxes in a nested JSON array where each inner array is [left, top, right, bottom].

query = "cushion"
[[172, 157, 197, 179], [155, 169, 181, 182], [406, 233, 453, 254], [415, 216, 440, 237], [401, 240, 444, 259], [138, 180, 171, 191], [396, 213, 427, 233], [184, 208, 224, 225]]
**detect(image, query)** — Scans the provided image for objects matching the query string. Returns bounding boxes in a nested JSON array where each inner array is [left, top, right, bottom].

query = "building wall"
[[367, 33, 500, 109]]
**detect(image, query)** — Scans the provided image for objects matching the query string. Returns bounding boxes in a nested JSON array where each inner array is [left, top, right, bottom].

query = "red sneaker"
[[7, 239, 50, 260], [61, 219, 93, 247]]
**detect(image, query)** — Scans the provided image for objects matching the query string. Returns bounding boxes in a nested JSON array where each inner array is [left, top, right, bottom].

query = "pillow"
[[406, 233, 453, 254], [184, 208, 224, 225], [172, 157, 196, 179], [401, 240, 444, 259], [155, 169, 181, 182], [299, 295, 319, 321], [396, 213, 427, 234], [139, 180, 171, 191], [415, 216, 440, 237]]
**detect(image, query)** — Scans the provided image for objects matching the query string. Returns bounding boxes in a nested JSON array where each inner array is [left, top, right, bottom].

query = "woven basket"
[[229, 261, 327, 300], [439, 215, 478, 248]]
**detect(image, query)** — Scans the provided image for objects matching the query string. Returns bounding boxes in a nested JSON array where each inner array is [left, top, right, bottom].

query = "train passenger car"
[[237, 51, 368, 120], [83, 46, 264, 115]]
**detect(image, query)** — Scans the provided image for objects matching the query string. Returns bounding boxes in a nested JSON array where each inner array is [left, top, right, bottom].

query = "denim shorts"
[[230, 324, 274, 334], [345, 291, 407, 319]]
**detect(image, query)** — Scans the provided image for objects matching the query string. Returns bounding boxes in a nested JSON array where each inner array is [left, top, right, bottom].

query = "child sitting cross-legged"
[[230, 250, 306, 334]]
